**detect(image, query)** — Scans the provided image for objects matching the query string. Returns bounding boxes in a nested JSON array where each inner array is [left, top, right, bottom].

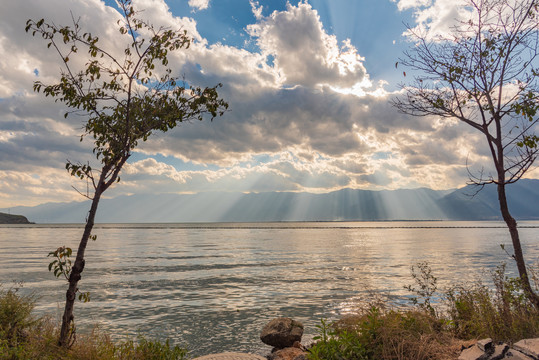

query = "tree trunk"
[[58, 186, 104, 347], [497, 182, 539, 308]]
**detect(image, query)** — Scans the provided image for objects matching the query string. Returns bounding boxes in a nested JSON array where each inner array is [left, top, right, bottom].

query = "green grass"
[[0, 284, 188, 360]]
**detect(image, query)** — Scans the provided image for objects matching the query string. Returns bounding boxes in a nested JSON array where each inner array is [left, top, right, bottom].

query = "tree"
[[393, 0, 539, 306], [25, 0, 228, 347]]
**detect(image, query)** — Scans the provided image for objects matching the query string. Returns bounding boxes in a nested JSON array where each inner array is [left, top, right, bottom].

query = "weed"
[[307, 262, 539, 360], [0, 285, 188, 359], [309, 318, 369, 360], [444, 263, 539, 342], [403, 262, 438, 316]]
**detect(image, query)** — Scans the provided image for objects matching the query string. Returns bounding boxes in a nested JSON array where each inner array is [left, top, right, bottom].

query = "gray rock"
[[458, 345, 490, 360], [478, 339, 494, 353], [260, 318, 304, 349], [513, 339, 539, 359], [491, 344, 509, 360], [503, 349, 534, 359]]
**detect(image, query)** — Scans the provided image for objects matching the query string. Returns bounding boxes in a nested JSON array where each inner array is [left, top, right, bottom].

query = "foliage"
[[308, 262, 539, 360], [26, 0, 227, 346], [308, 308, 459, 360], [112, 336, 187, 360], [47, 247, 90, 303], [445, 263, 539, 342], [403, 262, 438, 316], [309, 318, 369, 360], [0, 287, 188, 360], [0, 284, 39, 355]]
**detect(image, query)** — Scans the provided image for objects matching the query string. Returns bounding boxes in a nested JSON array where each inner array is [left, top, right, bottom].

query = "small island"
[[0, 212, 33, 224]]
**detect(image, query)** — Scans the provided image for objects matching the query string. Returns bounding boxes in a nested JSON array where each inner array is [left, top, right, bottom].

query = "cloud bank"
[[0, 0, 506, 207]]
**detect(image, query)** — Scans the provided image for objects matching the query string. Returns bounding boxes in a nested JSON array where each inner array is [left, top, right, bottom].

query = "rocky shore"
[[258, 317, 539, 360], [459, 338, 539, 360], [260, 317, 308, 360]]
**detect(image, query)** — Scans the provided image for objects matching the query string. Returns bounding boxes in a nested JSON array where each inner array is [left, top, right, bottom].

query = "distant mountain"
[[438, 179, 539, 220], [0, 212, 33, 224], [3, 179, 538, 223]]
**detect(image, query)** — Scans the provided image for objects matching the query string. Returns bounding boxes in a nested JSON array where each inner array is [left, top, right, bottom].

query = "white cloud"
[[395, 0, 472, 39], [188, 0, 210, 11], [133, 0, 204, 42], [246, 1, 369, 88], [394, 0, 432, 11], [249, 0, 263, 20]]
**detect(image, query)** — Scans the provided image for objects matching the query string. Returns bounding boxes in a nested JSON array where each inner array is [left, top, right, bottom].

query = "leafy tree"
[[25, 0, 228, 347], [393, 0, 539, 306]]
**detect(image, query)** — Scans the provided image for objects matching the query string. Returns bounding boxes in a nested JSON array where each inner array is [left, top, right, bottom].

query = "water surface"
[[1, 221, 538, 356]]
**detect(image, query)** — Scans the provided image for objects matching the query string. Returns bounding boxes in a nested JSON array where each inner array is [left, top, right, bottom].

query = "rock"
[[491, 344, 509, 360], [513, 339, 539, 359], [260, 318, 304, 349], [267, 347, 307, 360], [458, 344, 490, 360], [458, 338, 539, 360], [478, 339, 494, 353], [503, 349, 534, 359]]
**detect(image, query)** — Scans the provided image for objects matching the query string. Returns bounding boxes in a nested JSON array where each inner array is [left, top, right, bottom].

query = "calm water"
[[1, 221, 539, 356]]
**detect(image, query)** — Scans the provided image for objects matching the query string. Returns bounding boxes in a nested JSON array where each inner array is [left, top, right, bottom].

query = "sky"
[[1, 0, 537, 208]]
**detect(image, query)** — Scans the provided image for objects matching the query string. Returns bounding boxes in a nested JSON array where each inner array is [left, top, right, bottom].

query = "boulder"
[[458, 344, 491, 360], [491, 344, 509, 360], [477, 339, 494, 353], [513, 339, 539, 359], [268, 347, 307, 360], [260, 318, 304, 349], [503, 349, 534, 359], [458, 338, 539, 360]]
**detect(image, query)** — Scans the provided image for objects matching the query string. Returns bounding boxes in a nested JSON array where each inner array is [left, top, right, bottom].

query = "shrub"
[[308, 307, 461, 360], [308, 262, 539, 360], [113, 336, 188, 360], [309, 318, 369, 360], [0, 285, 188, 359], [445, 263, 539, 342], [0, 284, 40, 359]]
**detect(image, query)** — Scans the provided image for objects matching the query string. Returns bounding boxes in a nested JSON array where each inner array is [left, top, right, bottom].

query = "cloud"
[[0, 0, 499, 208], [133, 0, 204, 42], [394, 0, 472, 39], [188, 0, 210, 11], [394, 0, 432, 11], [249, 0, 263, 20], [0, 168, 84, 206], [246, 1, 369, 89]]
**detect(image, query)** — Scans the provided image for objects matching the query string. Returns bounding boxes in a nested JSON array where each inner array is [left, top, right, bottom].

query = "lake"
[[1, 221, 538, 356]]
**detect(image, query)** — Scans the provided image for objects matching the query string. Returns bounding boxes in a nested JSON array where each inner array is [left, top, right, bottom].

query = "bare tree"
[[26, 0, 228, 347], [393, 0, 539, 305]]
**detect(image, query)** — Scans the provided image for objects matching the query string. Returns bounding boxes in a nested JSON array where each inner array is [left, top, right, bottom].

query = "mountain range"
[[3, 179, 539, 223]]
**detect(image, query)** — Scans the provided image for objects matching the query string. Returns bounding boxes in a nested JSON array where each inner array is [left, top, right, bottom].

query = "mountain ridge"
[[3, 179, 538, 223]]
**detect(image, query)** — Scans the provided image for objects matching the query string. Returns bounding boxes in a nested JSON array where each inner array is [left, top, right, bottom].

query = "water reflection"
[[0, 221, 538, 356]]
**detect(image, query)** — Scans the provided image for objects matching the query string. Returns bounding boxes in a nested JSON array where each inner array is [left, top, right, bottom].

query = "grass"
[[308, 262, 539, 360], [0, 284, 188, 360]]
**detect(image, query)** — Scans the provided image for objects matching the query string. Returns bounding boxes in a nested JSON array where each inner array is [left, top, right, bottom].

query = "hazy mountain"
[[438, 179, 539, 220], [3, 179, 538, 223]]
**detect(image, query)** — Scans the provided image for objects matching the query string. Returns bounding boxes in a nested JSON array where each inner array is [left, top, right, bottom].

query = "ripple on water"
[[1, 221, 538, 356]]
